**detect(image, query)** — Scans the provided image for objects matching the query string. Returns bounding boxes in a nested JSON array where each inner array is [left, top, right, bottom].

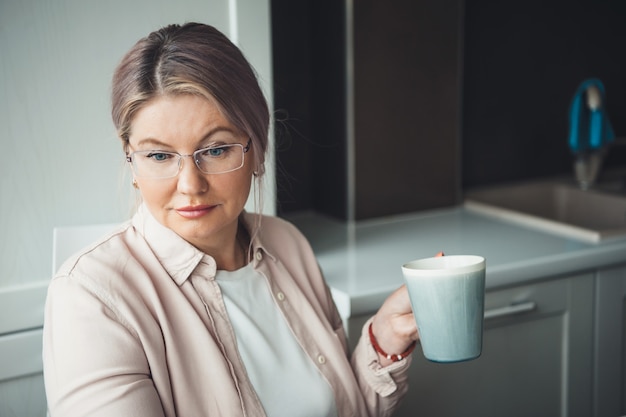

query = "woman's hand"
[[370, 285, 419, 366]]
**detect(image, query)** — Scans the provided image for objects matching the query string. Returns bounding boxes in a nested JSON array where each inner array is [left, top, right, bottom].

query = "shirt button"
[[317, 355, 326, 364], [255, 252, 263, 261], [277, 292, 285, 301]]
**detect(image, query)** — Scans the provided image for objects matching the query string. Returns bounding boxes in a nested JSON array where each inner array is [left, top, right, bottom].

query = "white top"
[[216, 264, 338, 417]]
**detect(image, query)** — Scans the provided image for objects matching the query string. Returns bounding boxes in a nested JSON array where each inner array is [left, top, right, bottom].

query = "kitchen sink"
[[464, 178, 626, 243]]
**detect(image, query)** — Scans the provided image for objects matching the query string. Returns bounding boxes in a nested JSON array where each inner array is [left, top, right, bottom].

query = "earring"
[[132, 179, 139, 189]]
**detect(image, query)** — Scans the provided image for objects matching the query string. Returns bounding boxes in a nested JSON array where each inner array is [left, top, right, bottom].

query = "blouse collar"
[[131, 204, 276, 285]]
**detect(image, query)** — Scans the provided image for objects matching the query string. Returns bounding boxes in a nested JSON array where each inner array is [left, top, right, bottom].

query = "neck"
[[216, 221, 250, 271]]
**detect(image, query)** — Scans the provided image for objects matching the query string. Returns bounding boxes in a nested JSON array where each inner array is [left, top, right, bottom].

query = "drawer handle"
[[484, 301, 537, 320]]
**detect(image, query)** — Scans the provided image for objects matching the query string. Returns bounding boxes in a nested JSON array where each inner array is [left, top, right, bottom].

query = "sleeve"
[[350, 317, 412, 414], [43, 275, 166, 417]]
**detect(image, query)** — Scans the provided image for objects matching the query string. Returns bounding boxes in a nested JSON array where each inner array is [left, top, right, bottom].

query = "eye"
[[146, 152, 174, 162], [200, 146, 230, 158], [209, 147, 225, 157]]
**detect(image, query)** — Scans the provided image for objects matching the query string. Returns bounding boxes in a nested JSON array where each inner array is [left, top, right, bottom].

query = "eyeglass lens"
[[129, 143, 246, 178]]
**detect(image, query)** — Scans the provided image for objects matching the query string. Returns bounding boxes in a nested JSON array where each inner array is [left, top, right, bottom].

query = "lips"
[[175, 205, 215, 219]]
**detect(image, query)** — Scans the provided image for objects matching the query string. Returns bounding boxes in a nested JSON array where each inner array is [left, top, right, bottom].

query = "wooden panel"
[[353, 0, 462, 219]]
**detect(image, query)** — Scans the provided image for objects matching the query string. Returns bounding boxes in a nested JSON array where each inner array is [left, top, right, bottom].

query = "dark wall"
[[352, 0, 461, 219], [309, 1, 348, 219], [272, 0, 347, 218], [463, 1, 626, 188], [271, 1, 626, 219], [271, 1, 315, 214]]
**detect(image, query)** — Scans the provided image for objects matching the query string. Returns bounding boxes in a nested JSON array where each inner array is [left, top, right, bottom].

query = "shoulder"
[[54, 222, 135, 278], [46, 223, 151, 345], [51, 222, 158, 307], [48, 221, 165, 328]]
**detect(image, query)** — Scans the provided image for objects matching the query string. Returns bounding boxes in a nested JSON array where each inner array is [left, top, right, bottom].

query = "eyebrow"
[[132, 127, 240, 149], [133, 138, 172, 149]]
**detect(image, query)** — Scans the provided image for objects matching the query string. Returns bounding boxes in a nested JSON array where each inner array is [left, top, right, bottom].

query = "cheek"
[[222, 173, 253, 202], [137, 180, 176, 206]]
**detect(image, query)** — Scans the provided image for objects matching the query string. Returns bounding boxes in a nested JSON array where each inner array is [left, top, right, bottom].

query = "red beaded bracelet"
[[368, 323, 417, 362]]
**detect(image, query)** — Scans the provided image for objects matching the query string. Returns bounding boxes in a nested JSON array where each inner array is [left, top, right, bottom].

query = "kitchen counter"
[[284, 207, 626, 319]]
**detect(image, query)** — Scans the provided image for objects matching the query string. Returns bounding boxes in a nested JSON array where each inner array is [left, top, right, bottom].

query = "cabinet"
[[272, 0, 462, 219], [347, 273, 595, 417], [594, 264, 626, 417]]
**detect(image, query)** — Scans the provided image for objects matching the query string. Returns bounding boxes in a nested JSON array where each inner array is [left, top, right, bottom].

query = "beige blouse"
[[43, 204, 411, 416]]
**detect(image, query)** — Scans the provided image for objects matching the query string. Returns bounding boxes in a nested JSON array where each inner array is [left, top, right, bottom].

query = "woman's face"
[[128, 94, 254, 254]]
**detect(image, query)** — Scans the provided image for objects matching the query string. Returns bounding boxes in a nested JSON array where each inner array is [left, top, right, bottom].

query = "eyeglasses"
[[127, 139, 251, 179]]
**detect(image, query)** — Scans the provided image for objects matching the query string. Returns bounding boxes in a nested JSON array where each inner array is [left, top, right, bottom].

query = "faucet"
[[568, 79, 615, 189]]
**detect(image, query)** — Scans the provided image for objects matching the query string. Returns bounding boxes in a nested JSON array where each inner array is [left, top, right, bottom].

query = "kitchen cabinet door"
[[594, 264, 626, 417], [391, 273, 594, 417]]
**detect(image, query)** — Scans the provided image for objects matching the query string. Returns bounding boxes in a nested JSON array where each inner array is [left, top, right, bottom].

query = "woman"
[[43, 22, 418, 417]]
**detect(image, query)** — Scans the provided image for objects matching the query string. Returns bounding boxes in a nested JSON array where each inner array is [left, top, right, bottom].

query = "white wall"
[[0, 0, 274, 288]]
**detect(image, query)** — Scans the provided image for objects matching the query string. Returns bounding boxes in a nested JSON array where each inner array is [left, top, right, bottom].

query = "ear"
[[253, 165, 266, 177]]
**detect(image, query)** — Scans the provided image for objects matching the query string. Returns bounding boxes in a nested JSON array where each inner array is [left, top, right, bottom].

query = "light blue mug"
[[402, 255, 486, 363]]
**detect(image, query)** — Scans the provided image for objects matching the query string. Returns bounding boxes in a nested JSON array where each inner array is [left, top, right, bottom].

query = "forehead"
[[129, 94, 238, 148]]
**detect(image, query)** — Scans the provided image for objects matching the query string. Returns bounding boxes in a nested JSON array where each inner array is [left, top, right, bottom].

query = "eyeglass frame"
[[126, 138, 252, 179]]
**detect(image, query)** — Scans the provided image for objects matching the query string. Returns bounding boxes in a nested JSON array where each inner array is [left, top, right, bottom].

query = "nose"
[[176, 155, 208, 194]]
